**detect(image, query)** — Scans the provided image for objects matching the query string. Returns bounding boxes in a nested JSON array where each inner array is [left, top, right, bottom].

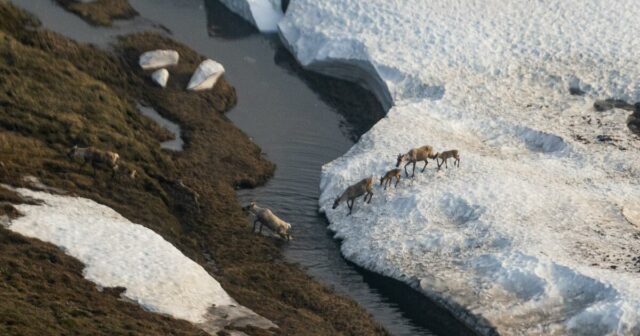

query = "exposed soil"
[[0, 2, 387, 335], [593, 98, 640, 136], [54, 0, 138, 26]]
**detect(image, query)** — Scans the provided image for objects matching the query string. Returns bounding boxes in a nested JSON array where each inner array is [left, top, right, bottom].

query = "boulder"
[[139, 50, 179, 70], [151, 69, 169, 88], [187, 59, 225, 91]]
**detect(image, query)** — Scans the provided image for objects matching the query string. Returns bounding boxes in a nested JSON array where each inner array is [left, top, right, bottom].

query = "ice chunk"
[[8, 188, 276, 333], [151, 68, 169, 88], [218, 0, 283, 32], [139, 50, 179, 70], [187, 59, 225, 91]]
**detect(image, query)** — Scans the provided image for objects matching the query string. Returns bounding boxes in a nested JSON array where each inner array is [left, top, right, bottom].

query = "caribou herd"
[[248, 145, 460, 241], [65, 142, 457, 241]]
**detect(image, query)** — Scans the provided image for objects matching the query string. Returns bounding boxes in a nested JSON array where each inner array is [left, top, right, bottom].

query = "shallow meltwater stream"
[[15, 0, 473, 334], [137, 104, 184, 151]]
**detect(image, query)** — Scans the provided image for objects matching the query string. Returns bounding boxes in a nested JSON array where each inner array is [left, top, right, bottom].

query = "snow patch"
[[7, 188, 275, 333], [516, 127, 568, 153], [623, 205, 640, 229]]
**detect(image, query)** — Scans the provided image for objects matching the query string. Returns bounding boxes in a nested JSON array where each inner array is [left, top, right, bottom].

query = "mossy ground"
[[0, 2, 387, 335], [55, 0, 138, 26]]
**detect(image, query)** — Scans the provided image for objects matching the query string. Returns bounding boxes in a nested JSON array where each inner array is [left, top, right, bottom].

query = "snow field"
[[280, 0, 640, 334]]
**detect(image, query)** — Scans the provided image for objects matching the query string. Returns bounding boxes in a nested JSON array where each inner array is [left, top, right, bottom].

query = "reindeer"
[[332, 176, 374, 215], [380, 168, 401, 190], [434, 150, 460, 170], [243, 202, 292, 241], [396, 145, 435, 177], [67, 145, 120, 177]]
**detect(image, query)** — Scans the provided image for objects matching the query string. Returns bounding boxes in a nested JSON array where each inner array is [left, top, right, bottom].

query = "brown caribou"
[[396, 145, 435, 177], [332, 176, 374, 215]]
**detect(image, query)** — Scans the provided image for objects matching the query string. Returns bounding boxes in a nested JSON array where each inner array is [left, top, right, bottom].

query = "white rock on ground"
[[187, 59, 225, 91], [218, 0, 283, 33], [7, 188, 276, 334], [151, 68, 169, 88], [280, 1, 640, 335], [139, 50, 179, 70]]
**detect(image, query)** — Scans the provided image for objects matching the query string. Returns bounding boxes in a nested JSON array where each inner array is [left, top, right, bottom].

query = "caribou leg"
[[421, 159, 428, 172]]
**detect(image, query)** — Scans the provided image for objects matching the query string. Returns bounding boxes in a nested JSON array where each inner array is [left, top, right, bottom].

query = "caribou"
[[332, 176, 374, 215], [396, 145, 435, 177]]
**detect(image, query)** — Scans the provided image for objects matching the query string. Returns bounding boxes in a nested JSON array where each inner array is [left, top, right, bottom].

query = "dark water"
[[137, 104, 183, 151], [14, 1, 474, 335]]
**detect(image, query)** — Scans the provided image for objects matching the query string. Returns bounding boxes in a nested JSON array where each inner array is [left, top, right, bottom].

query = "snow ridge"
[[279, 1, 640, 335]]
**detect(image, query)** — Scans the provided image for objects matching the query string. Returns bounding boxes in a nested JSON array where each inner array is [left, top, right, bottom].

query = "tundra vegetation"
[[0, 3, 387, 335], [55, 0, 138, 26]]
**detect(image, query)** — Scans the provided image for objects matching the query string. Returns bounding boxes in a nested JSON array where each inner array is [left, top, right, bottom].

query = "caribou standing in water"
[[244, 202, 292, 241], [332, 176, 374, 215], [396, 145, 435, 177]]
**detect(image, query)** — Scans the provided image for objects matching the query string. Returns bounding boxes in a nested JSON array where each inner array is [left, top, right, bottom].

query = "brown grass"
[[0, 226, 207, 336], [0, 2, 388, 335], [54, 0, 138, 26]]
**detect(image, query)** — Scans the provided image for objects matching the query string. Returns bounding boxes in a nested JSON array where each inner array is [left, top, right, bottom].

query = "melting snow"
[[279, 1, 640, 335], [7, 188, 275, 333], [218, 0, 283, 33]]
